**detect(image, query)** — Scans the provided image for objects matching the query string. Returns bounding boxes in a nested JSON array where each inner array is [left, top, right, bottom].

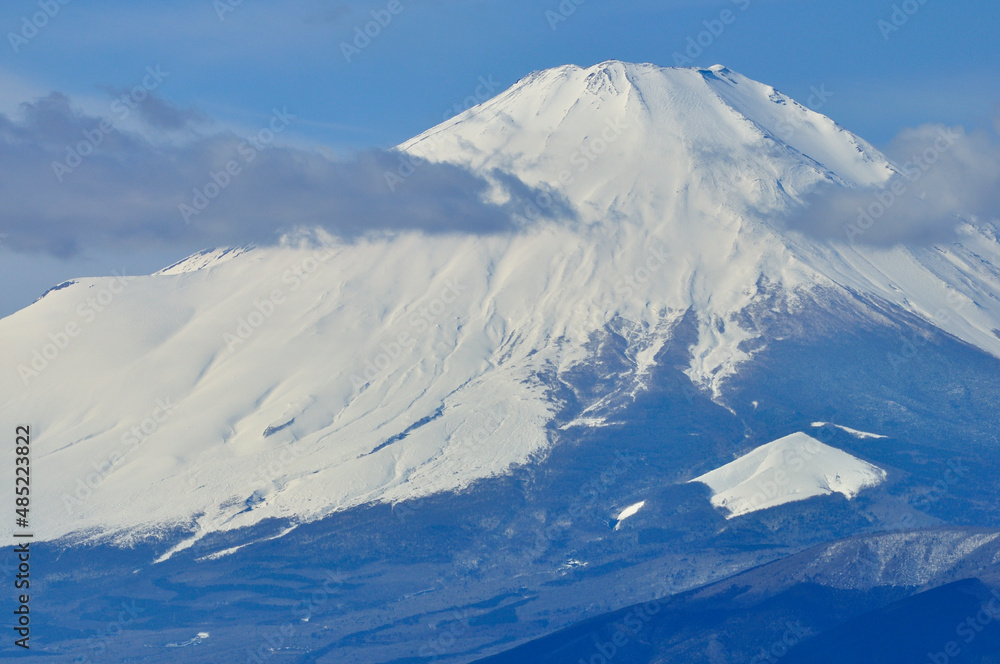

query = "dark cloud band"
[[0, 93, 572, 258]]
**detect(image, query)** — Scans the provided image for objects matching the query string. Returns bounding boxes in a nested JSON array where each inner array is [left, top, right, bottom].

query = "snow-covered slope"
[[401, 61, 1000, 380], [1, 61, 998, 549], [691, 432, 887, 518]]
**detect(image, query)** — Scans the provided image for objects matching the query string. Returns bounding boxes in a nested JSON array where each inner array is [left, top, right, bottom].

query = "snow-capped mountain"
[[2, 60, 999, 558], [5, 60, 1000, 664]]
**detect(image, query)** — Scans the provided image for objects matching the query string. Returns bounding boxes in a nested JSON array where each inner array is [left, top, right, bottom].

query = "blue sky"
[[0, 0, 998, 315]]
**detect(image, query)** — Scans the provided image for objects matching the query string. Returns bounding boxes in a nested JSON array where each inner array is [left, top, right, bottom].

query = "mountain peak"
[[582, 60, 728, 76], [402, 61, 892, 229]]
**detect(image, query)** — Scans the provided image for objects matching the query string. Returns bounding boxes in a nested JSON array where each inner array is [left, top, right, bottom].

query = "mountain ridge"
[[2, 61, 999, 552]]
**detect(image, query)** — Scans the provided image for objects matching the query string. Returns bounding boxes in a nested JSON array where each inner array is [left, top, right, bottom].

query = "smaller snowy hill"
[[691, 432, 887, 518]]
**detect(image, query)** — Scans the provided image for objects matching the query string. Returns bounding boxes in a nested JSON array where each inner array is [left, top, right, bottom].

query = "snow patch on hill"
[[614, 501, 646, 530], [691, 432, 887, 518], [811, 422, 887, 439]]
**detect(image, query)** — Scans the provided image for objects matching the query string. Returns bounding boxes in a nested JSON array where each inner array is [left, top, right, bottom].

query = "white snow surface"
[[691, 432, 887, 518], [1, 61, 999, 545], [615, 501, 646, 529], [811, 422, 887, 439]]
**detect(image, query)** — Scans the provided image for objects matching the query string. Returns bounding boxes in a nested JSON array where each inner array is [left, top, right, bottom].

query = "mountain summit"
[[402, 60, 892, 221], [2, 63, 999, 552]]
